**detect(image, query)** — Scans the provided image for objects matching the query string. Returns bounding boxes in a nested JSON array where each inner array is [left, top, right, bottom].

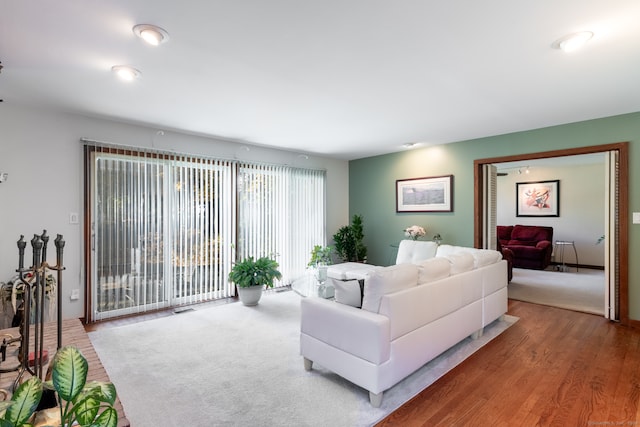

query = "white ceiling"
[[1, 1, 639, 160]]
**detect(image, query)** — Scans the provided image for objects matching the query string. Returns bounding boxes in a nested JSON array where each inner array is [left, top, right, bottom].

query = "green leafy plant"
[[0, 377, 42, 427], [307, 245, 332, 267], [0, 346, 117, 427], [47, 346, 118, 427], [228, 256, 282, 288], [332, 214, 367, 262]]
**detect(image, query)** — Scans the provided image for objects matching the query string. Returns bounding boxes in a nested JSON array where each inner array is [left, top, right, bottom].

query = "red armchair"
[[497, 225, 554, 270]]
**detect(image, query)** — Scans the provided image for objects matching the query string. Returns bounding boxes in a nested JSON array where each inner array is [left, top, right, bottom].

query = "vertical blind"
[[86, 143, 325, 321], [237, 164, 325, 284]]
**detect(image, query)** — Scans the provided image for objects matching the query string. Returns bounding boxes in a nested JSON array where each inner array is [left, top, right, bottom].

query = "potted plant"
[[228, 256, 282, 306], [0, 346, 118, 427], [332, 214, 367, 262], [307, 245, 332, 268], [307, 245, 332, 297]]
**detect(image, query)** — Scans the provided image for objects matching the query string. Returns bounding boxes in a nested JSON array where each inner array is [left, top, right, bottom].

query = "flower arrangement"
[[404, 225, 426, 240]]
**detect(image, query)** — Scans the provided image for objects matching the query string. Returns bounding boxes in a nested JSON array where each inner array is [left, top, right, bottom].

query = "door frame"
[[473, 142, 629, 325]]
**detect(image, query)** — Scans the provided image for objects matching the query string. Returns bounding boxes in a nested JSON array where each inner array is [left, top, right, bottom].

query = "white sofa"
[[300, 242, 508, 407]]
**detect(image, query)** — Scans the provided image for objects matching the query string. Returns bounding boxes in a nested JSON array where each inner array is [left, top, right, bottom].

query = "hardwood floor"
[[377, 300, 640, 426]]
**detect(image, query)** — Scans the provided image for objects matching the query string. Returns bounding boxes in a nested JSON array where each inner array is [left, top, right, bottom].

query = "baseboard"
[[628, 318, 640, 330], [549, 262, 604, 271]]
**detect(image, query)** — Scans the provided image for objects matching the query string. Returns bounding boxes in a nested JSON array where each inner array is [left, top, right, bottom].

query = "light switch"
[[633, 212, 640, 224], [69, 212, 79, 224]]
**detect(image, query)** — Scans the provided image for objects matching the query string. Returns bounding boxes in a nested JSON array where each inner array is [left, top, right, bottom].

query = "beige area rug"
[[508, 267, 605, 315], [89, 290, 517, 427]]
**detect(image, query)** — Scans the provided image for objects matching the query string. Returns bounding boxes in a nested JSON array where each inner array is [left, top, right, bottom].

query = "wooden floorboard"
[[376, 300, 640, 427]]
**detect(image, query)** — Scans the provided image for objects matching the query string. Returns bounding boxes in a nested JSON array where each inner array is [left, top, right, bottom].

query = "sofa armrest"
[[536, 240, 552, 250], [301, 297, 390, 364]]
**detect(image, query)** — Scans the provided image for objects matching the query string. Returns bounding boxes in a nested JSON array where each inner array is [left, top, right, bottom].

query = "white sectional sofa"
[[300, 241, 508, 407]]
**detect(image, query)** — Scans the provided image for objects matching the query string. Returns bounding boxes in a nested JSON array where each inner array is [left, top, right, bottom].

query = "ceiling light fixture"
[[111, 65, 141, 81], [133, 24, 169, 46], [553, 31, 593, 53], [402, 142, 419, 149]]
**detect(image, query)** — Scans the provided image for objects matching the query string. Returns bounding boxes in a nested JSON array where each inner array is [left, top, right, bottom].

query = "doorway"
[[473, 142, 629, 324]]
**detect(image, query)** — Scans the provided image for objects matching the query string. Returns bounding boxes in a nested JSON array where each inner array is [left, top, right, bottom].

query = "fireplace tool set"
[[0, 230, 65, 394]]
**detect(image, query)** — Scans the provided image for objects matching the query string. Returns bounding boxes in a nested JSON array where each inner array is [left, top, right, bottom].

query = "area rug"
[[508, 267, 604, 315], [89, 290, 518, 427]]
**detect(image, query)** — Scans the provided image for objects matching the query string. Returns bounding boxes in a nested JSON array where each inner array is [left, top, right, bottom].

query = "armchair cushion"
[[509, 225, 553, 245]]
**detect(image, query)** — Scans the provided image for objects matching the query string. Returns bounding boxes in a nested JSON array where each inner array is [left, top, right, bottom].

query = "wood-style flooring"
[[377, 300, 640, 426]]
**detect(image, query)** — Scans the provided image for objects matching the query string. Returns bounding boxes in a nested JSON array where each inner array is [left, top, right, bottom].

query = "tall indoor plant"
[[228, 256, 282, 306], [332, 214, 367, 262]]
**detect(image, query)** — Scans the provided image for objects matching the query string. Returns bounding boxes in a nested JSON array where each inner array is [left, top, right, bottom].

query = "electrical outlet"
[[70, 289, 80, 300]]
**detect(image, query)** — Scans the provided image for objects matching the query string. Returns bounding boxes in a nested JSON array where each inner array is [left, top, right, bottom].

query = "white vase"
[[237, 285, 264, 306]]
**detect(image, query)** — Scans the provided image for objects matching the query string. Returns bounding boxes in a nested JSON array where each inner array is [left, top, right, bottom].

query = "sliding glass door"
[[86, 145, 325, 321]]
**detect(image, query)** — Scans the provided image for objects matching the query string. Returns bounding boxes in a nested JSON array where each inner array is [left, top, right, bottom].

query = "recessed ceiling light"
[[402, 142, 419, 149], [553, 31, 593, 53], [133, 24, 169, 46], [111, 65, 141, 81]]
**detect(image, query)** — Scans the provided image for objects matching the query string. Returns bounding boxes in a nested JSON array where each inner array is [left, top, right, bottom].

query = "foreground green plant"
[[0, 346, 118, 427], [0, 377, 42, 427]]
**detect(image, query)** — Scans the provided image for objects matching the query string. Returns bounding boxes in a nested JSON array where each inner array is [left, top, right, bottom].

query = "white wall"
[[0, 104, 349, 319], [496, 162, 605, 267]]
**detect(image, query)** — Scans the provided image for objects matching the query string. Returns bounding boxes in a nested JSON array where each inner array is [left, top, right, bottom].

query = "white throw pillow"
[[417, 257, 451, 285], [444, 252, 475, 275], [361, 263, 419, 313], [332, 279, 362, 308]]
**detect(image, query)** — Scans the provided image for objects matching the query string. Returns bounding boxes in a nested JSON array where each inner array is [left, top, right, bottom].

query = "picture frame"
[[396, 175, 453, 213], [516, 180, 560, 217]]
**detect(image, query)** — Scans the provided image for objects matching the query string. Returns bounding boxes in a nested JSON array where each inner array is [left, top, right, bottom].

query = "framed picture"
[[396, 175, 453, 213], [516, 180, 559, 217]]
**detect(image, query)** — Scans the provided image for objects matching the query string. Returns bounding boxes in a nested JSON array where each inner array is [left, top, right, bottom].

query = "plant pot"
[[237, 285, 263, 306]]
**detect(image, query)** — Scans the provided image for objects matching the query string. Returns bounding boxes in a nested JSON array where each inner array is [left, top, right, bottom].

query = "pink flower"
[[404, 225, 426, 240]]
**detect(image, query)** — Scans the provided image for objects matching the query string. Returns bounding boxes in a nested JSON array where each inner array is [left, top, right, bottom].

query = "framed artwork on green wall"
[[516, 179, 560, 217], [396, 175, 453, 212]]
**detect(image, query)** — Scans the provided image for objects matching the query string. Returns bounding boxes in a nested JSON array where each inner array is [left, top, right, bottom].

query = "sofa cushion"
[[327, 262, 379, 280], [470, 249, 503, 268], [434, 244, 459, 257], [436, 245, 501, 269], [361, 263, 419, 313], [395, 240, 438, 264], [332, 279, 362, 308], [417, 257, 451, 285], [442, 252, 475, 275]]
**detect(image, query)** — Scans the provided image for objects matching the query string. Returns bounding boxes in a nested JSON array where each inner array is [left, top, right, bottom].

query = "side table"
[[554, 241, 578, 272]]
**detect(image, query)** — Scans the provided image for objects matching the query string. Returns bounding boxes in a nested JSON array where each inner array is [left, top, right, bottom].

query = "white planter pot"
[[237, 285, 264, 306]]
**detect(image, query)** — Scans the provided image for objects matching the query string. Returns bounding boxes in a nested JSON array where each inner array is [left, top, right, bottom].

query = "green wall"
[[348, 111, 640, 319]]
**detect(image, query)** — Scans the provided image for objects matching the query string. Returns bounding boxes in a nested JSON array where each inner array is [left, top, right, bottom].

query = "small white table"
[[554, 241, 578, 272]]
